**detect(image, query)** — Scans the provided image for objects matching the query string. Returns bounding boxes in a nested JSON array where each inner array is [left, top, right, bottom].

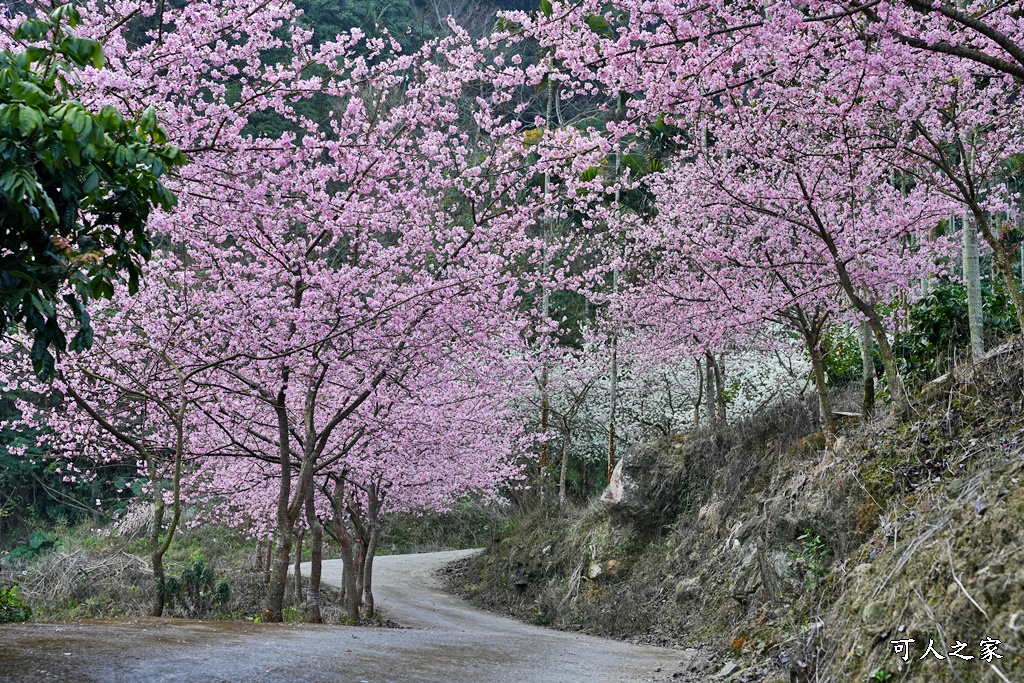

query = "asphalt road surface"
[[0, 549, 680, 683]]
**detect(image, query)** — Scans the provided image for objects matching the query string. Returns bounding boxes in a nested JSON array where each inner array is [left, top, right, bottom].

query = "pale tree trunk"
[[705, 354, 716, 425], [705, 351, 726, 423], [969, 194, 1024, 335], [962, 214, 986, 359], [608, 310, 618, 484], [354, 538, 366, 608], [693, 358, 704, 429], [607, 93, 624, 484], [558, 420, 571, 504], [362, 526, 380, 618], [858, 322, 875, 417]]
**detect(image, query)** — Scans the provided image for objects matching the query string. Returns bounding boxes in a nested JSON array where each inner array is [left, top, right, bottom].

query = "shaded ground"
[[0, 549, 681, 683]]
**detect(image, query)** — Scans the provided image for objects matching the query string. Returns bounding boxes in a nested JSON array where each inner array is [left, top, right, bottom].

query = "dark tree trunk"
[[859, 322, 875, 418], [329, 478, 361, 623], [305, 488, 323, 624], [149, 502, 167, 617], [807, 338, 836, 439], [293, 529, 304, 605], [265, 532, 292, 622], [264, 384, 294, 622]]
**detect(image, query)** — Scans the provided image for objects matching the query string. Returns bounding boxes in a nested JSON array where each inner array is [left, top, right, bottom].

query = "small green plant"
[[866, 667, 893, 681], [531, 607, 550, 625], [162, 553, 230, 618], [6, 531, 58, 560], [788, 528, 830, 587], [0, 584, 32, 622]]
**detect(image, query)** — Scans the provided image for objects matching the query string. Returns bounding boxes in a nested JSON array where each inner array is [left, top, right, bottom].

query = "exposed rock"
[[674, 577, 701, 603], [716, 661, 740, 677], [509, 562, 529, 588], [588, 562, 603, 579], [600, 441, 683, 521], [861, 600, 889, 633]]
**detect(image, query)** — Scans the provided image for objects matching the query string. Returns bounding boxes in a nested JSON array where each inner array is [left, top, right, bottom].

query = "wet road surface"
[[0, 549, 680, 683]]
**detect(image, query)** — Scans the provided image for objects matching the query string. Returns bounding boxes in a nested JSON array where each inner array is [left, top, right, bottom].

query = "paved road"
[[0, 550, 680, 683]]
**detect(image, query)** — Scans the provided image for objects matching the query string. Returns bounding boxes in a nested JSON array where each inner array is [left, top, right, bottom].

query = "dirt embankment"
[[451, 344, 1024, 683]]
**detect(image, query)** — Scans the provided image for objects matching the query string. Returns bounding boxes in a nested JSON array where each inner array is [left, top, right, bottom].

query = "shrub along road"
[[0, 549, 680, 682]]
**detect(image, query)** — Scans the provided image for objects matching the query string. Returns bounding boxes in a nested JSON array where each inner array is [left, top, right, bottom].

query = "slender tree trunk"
[[858, 322, 875, 417], [292, 528, 304, 605], [362, 527, 379, 618], [974, 207, 1024, 332], [963, 214, 986, 359], [355, 539, 366, 608], [149, 497, 167, 617], [807, 339, 836, 439], [581, 453, 589, 497], [705, 351, 725, 423], [147, 423, 184, 618], [558, 424, 571, 505], [606, 92, 624, 485], [694, 358, 704, 430], [539, 365, 549, 474], [608, 319, 618, 484], [705, 354, 716, 425], [711, 353, 726, 422], [835, 269, 906, 411]]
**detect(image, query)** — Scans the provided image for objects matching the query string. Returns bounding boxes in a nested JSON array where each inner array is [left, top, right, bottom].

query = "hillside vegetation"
[[453, 344, 1024, 682]]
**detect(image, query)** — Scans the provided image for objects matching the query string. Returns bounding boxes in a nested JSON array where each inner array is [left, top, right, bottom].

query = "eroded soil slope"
[[454, 344, 1024, 682]]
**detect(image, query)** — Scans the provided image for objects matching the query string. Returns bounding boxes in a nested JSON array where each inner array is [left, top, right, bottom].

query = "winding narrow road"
[[0, 549, 680, 683]]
